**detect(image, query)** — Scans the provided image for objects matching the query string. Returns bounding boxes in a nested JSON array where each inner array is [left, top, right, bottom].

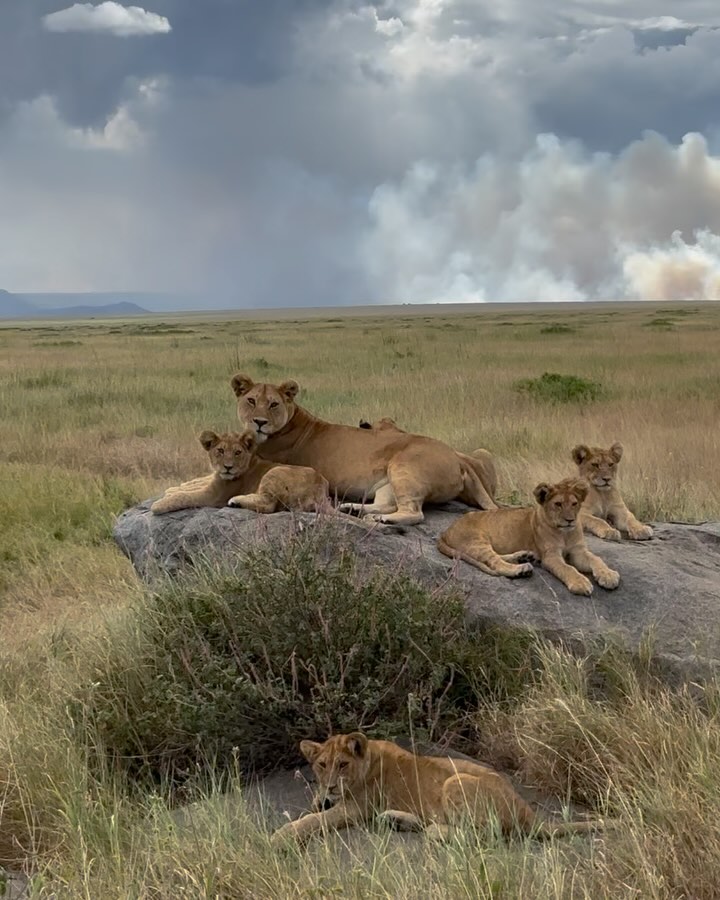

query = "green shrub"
[[643, 317, 675, 330], [540, 323, 575, 335], [513, 372, 603, 404], [78, 528, 535, 785]]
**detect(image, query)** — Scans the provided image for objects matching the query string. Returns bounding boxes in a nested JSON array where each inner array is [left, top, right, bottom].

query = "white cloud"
[[43, 2, 171, 37]]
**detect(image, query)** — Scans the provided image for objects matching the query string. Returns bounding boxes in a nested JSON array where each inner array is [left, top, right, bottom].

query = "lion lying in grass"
[[437, 477, 620, 596], [358, 415, 497, 502], [272, 732, 603, 845], [151, 429, 329, 515], [572, 442, 653, 541], [232, 374, 497, 525]]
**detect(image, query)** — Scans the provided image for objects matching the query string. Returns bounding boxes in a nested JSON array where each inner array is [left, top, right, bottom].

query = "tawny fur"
[[437, 478, 620, 596], [272, 732, 604, 845], [150, 429, 329, 515], [232, 374, 497, 526], [572, 442, 653, 542], [358, 416, 498, 502]]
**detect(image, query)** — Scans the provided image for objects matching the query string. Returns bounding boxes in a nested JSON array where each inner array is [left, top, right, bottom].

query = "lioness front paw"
[[510, 563, 534, 578], [602, 527, 622, 542], [567, 574, 593, 596], [270, 821, 305, 847], [627, 524, 653, 541], [596, 568, 620, 590]]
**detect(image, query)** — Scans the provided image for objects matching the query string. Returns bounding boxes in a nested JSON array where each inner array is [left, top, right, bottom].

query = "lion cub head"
[[300, 732, 370, 802], [533, 478, 589, 530], [231, 373, 299, 442], [572, 443, 623, 491], [199, 429, 256, 480]]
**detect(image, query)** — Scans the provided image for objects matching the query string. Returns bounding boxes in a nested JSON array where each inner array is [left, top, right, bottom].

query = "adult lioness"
[[437, 477, 619, 596], [572, 442, 653, 542], [150, 430, 329, 514], [232, 374, 497, 525], [358, 416, 498, 501], [272, 732, 603, 845]]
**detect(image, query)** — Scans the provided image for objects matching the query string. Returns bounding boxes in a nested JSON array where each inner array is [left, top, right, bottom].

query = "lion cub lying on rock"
[[272, 732, 602, 845], [572, 442, 653, 542], [437, 477, 619, 596], [151, 429, 330, 515]]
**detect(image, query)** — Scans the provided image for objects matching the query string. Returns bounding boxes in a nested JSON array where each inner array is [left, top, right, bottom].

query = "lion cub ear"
[[231, 374, 254, 397], [572, 478, 590, 502], [358, 419, 372, 429], [345, 732, 368, 758], [240, 430, 257, 452], [199, 430, 220, 450], [300, 740, 323, 763], [533, 482, 552, 505], [609, 442, 623, 463], [572, 444, 590, 465]]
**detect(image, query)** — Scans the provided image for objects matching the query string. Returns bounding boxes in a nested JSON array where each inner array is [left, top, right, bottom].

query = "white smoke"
[[362, 131, 720, 303], [43, 2, 171, 37]]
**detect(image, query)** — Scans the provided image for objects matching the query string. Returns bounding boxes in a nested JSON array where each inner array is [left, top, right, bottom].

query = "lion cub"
[[437, 477, 619, 596], [272, 732, 602, 845], [572, 443, 653, 541], [151, 429, 328, 515]]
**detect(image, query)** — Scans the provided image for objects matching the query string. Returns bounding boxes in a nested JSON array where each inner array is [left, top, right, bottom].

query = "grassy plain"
[[1, 302, 720, 897]]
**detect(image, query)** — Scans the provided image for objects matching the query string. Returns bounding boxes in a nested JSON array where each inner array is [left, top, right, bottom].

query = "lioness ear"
[[358, 419, 372, 429], [573, 478, 589, 502], [231, 374, 254, 397], [300, 740, 322, 763], [609, 442, 623, 463], [533, 482, 552, 505], [572, 444, 590, 465], [345, 732, 368, 758], [240, 430, 257, 452], [199, 430, 220, 451], [278, 379, 299, 401]]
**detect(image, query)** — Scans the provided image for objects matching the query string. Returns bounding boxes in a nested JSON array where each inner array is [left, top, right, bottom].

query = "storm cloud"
[[2, 0, 720, 305]]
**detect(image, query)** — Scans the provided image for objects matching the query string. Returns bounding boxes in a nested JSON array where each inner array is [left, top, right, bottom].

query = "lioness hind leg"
[[442, 772, 536, 835], [338, 483, 397, 516], [228, 492, 278, 513]]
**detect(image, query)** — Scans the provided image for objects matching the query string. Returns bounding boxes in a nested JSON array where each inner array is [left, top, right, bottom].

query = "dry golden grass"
[[1, 302, 719, 896]]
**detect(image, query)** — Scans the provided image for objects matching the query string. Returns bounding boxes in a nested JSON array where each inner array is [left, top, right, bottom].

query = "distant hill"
[[0, 291, 149, 319]]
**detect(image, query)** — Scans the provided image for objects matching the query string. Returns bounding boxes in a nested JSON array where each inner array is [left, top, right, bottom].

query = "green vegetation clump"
[[514, 372, 603, 404], [540, 323, 575, 334], [643, 317, 676, 330], [79, 529, 535, 784]]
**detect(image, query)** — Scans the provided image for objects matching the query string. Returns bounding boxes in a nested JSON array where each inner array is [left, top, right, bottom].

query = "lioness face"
[[572, 443, 623, 491], [300, 732, 370, 802], [534, 478, 589, 530], [199, 429, 256, 480], [231, 373, 299, 443]]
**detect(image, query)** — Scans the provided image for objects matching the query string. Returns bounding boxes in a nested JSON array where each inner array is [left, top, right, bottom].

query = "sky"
[[2, 1, 720, 308]]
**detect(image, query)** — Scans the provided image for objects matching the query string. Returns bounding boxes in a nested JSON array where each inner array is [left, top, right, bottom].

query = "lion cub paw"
[[567, 574, 593, 596], [627, 524, 653, 541], [601, 527, 622, 542], [596, 568, 620, 590], [509, 562, 534, 578]]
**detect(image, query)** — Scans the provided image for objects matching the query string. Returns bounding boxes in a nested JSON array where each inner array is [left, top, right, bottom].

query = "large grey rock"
[[114, 501, 720, 683]]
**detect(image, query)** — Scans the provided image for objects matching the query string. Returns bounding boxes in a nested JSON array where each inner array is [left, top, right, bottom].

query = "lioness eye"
[[247, 397, 256, 407], [338, 761, 348, 770], [554, 500, 562, 507], [269, 401, 279, 409], [318, 761, 326, 769], [592, 462, 599, 468], [218, 448, 225, 455], [234, 450, 240, 456]]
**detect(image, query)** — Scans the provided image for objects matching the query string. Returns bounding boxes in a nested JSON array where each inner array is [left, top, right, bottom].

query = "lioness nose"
[[253, 417, 268, 427]]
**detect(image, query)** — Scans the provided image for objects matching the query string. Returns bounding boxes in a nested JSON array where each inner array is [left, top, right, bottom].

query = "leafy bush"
[[78, 528, 535, 785], [514, 372, 603, 404], [540, 323, 575, 335], [643, 317, 675, 330]]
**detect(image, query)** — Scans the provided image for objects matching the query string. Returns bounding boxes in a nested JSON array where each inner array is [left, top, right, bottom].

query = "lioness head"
[[533, 478, 589, 530], [199, 429, 256, 480], [300, 732, 370, 802], [231, 373, 299, 443], [358, 416, 402, 431], [572, 443, 623, 491]]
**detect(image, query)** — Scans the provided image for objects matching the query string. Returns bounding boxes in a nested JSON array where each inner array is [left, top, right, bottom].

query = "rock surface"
[[114, 500, 720, 683]]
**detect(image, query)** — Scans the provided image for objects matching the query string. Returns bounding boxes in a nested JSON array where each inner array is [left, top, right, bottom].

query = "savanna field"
[[1, 303, 720, 898]]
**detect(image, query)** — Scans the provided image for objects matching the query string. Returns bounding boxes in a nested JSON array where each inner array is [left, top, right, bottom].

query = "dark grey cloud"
[[2, 0, 720, 303]]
